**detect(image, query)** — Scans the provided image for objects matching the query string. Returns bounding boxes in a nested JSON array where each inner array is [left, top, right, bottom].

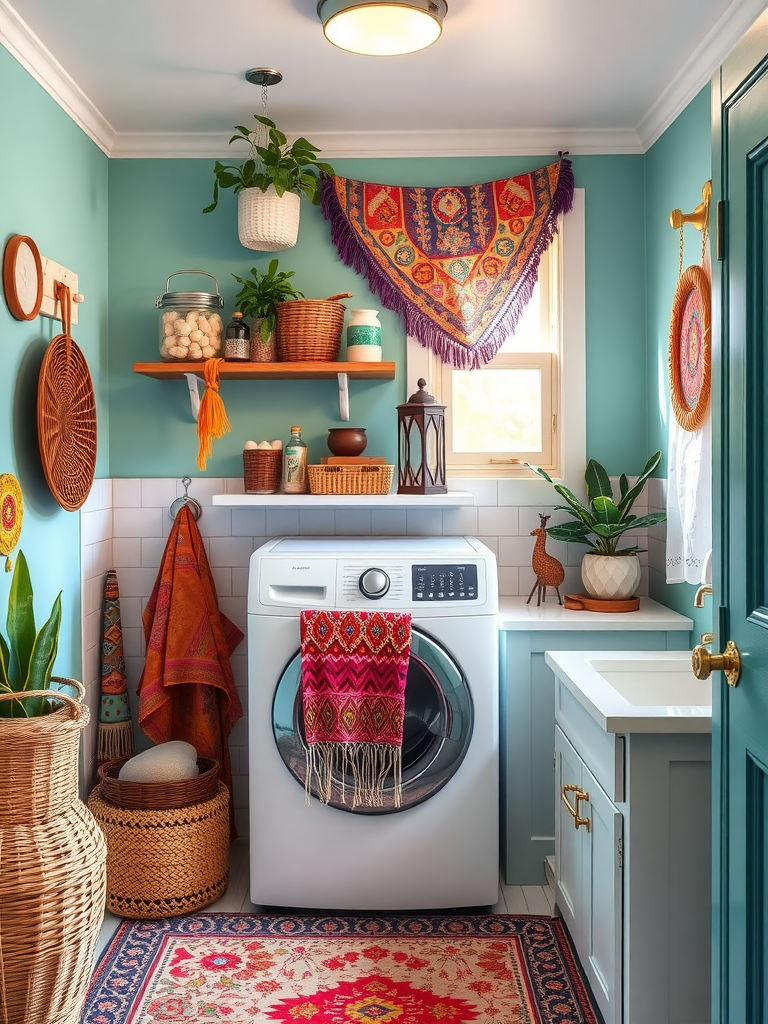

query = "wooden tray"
[[563, 593, 640, 612]]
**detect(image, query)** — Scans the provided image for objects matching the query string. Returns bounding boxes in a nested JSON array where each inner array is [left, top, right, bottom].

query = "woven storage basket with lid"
[[0, 682, 107, 1024], [276, 292, 351, 361]]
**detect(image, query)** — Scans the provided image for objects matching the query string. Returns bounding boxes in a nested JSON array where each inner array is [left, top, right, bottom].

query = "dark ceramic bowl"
[[327, 427, 368, 457]]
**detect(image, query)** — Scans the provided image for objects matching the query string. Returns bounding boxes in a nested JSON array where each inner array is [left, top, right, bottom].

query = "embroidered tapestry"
[[98, 569, 134, 764], [321, 157, 574, 368], [300, 609, 411, 808]]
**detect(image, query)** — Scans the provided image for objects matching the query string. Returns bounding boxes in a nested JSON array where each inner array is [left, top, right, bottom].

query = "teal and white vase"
[[346, 309, 382, 362]]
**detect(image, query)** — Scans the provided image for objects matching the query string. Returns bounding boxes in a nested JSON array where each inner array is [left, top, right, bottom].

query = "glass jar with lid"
[[156, 270, 225, 361]]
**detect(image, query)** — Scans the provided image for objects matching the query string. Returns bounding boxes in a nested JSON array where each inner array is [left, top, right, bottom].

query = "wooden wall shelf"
[[133, 361, 396, 381]]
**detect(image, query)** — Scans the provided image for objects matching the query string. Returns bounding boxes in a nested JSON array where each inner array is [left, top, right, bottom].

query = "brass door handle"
[[562, 784, 591, 831], [691, 639, 741, 687]]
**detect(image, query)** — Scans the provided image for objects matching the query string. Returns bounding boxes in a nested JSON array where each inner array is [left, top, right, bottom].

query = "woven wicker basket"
[[98, 755, 220, 810], [0, 685, 107, 1024], [238, 186, 300, 252], [88, 782, 230, 919], [243, 448, 282, 494], [308, 464, 394, 495], [276, 293, 351, 361]]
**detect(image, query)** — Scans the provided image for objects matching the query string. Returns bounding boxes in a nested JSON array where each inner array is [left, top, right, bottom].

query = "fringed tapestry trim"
[[321, 156, 574, 368]]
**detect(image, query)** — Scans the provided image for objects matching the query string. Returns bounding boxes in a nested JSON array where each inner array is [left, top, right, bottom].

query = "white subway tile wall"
[[80, 475, 658, 832]]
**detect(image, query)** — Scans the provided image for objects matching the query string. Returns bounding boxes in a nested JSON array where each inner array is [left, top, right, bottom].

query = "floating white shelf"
[[212, 491, 475, 509]]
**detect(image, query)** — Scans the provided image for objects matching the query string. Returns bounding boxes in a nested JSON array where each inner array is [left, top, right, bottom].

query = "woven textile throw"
[[321, 157, 574, 368], [98, 569, 134, 764], [300, 610, 411, 808]]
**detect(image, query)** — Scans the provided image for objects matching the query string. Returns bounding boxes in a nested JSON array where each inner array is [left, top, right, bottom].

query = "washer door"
[[272, 626, 473, 814]]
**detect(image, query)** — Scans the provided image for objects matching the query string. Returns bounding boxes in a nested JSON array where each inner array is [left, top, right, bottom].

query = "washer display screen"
[[272, 626, 473, 814]]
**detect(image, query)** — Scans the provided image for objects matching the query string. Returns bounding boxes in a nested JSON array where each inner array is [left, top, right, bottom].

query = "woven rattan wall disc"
[[668, 263, 711, 432], [37, 333, 97, 511]]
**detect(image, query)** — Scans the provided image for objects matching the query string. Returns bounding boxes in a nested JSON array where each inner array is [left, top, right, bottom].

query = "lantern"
[[397, 378, 446, 494]]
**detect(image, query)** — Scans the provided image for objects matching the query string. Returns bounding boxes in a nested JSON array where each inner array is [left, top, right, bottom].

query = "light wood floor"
[[94, 842, 556, 963]]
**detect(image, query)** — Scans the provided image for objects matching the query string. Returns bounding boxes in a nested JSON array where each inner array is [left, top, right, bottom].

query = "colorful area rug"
[[82, 914, 599, 1023]]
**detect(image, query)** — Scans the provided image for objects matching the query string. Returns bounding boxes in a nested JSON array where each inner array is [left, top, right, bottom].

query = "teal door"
[[712, 12, 768, 1021]]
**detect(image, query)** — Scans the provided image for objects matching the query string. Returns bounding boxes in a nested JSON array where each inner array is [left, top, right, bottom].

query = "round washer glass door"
[[272, 626, 473, 814]]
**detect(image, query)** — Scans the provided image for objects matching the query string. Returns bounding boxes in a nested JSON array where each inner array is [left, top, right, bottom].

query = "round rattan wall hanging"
[[37, 284, 96, 511], [0, 473, 23, 571], [668, 264, 711, 431]]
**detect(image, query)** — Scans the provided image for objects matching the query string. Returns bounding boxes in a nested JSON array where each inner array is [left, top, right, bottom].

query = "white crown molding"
[[637, 0, 768, 149], [110, 127, 644, 160], [0, 0, 115, 154]]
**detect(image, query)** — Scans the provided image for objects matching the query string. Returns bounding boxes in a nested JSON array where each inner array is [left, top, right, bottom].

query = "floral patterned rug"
[[82, 914, 600, 1023]]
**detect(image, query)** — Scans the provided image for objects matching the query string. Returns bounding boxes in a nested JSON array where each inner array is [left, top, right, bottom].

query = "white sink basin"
[[586, 657, 711, 707], [544, 649, 711, 733]]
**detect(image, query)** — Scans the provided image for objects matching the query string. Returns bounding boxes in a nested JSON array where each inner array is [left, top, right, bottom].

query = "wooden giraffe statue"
[[527, 513, 565, 606]]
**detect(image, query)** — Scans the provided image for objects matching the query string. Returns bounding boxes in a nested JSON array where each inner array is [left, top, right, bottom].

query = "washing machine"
[[247, 536, 499, 910]]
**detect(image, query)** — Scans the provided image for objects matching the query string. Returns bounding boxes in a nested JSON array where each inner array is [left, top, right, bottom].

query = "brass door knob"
[[691, 639, 741, 687]]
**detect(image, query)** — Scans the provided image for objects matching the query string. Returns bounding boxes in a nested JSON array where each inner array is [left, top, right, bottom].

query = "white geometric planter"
[[581, 552, 641, 600], [238, 186, 300, 251]]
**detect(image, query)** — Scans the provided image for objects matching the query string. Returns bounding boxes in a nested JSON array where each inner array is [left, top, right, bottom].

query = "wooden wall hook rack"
[[669, 180, 712, 232]]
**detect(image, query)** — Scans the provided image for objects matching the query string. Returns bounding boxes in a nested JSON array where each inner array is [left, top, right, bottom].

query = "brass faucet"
[[694, 584, 713, 608]]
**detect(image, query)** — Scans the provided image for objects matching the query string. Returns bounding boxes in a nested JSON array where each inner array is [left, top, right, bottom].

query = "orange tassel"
[[196, 358, 232, 470]]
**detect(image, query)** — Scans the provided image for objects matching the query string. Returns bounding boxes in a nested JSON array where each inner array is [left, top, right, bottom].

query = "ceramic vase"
[[346, 309, 382, 362], [581, 553, 641, 601], [238, 187, 300, 252]]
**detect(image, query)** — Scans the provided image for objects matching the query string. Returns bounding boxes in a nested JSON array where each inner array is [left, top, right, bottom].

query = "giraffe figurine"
[[527, 513, 565, 606]]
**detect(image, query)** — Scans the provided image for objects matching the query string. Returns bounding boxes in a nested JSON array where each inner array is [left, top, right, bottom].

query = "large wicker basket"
[[0, 685, 107, 1024], [308, 464, 394, 495], [98, 754, 220, 810], [276, 293, 351, 361], [88, 782, 230, 919]]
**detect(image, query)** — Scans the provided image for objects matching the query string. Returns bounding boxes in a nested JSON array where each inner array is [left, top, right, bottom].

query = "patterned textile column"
[[98, 569, 135, 763]]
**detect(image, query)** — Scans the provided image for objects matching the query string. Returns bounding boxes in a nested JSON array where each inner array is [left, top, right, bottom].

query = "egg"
[[270, 439, 283, 449], [257, 440, 272, 449], [244, 440, 258, 450]]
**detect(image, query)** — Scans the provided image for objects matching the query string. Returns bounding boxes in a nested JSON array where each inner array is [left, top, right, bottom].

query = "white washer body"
[[248, 536, 499, 910]]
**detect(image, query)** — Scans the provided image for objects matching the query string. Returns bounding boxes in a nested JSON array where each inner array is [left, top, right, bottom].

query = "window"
[[407, 189, 585, 489]]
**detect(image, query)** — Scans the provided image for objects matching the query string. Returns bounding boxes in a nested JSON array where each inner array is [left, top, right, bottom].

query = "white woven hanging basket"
[[238, 186, 300, 251]]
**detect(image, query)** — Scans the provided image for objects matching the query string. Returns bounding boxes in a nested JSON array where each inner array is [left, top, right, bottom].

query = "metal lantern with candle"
[[396, 378, 447, 494]]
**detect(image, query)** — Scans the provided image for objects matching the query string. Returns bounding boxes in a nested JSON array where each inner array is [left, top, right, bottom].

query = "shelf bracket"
[[337, 372, 349, 421], [184, 372, 204, 421]]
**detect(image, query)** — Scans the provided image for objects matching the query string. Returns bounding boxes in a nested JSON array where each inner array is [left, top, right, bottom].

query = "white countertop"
[[545, 649, 711, 733], [498, 596, 693, 631], [212, 491, 475, 508]]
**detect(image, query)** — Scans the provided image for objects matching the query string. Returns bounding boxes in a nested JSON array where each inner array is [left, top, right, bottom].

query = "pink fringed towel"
[[300, 610, 411, 808]]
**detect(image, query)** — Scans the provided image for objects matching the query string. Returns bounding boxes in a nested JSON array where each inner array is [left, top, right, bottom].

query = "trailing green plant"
[[527, 452, 667, 556], [232, 260, 304, 341], [204, 114, 335, 213], [0, 551, 62, 717]]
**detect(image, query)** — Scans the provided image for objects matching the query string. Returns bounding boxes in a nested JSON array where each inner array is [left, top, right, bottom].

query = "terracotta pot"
[[581, 553, 641, 600], [327, 427, 368, 457]]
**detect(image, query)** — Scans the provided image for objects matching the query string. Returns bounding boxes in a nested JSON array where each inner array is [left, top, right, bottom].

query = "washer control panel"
[[412, 563, 478, 601]]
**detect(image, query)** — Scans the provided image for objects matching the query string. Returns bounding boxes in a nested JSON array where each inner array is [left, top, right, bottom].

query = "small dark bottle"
[[224, 312, 250, 361]]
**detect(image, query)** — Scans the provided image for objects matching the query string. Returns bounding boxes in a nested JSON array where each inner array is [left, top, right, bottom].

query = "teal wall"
[[108, 154, 648, 477], [644, 85, 712, 632], [0, 46, 109, 680]]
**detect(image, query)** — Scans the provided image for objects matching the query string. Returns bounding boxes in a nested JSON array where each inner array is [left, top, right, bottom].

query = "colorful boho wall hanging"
[[321, 156, 574, 368], [0, 473, 23, 571]]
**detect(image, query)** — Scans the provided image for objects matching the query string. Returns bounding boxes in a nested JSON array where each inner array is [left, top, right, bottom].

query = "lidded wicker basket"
[[276, 293, 351, 361]]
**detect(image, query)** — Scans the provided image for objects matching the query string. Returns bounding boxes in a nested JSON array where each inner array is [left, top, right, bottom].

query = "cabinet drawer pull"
[[562, 784, 591, 831]]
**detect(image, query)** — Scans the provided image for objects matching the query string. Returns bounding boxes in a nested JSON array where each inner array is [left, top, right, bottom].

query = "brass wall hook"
[[670, 180, 712, 232]]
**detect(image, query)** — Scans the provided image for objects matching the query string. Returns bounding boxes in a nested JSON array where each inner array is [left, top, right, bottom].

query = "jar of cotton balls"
[[156, 270, 225, 361], [243, 438, 283, 494]]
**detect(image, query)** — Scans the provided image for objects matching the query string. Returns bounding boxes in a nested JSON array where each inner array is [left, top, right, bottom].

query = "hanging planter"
[[238, 186, 300, 251]]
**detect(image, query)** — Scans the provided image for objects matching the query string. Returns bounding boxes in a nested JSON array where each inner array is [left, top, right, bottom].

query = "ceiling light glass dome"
[[317, 0, 448, 56]]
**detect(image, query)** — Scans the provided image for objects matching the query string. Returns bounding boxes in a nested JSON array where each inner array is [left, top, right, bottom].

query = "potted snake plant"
[[527, 452, 667, 600], [204, 114, 335, 251]]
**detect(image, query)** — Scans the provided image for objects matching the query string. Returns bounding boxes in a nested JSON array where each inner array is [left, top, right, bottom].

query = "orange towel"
[[137, 504, 244, 838]]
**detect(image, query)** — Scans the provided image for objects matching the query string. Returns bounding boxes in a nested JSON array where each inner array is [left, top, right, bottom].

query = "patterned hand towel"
[[300, 610, 411, 808], [98, 569, 135, 763]]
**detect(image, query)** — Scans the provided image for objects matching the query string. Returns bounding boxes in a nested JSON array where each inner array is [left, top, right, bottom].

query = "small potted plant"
[[232, 259, 304, 361], [204, 114, 335, 251], [527, 452, 667, 600]]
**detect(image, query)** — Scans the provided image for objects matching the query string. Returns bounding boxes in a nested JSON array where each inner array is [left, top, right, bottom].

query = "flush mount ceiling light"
[[317, 0, 448, 56]]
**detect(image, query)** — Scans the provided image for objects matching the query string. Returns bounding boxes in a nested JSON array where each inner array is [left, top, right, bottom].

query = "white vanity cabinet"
[[548, 650, 712, 1024]]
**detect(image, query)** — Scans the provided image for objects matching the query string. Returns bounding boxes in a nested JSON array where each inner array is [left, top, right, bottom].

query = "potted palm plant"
[[0, 551, 106, 1023], [528, 452, 667, 600], [204, 114, 335, 251], [232, 259, 304, 361]]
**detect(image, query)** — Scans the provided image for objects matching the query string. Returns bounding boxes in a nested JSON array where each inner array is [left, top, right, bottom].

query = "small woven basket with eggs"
[[243, 438, 283, 494]]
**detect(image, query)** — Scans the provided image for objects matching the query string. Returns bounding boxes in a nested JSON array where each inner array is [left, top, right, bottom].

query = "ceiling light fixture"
[[317, 0, 447, 56]]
